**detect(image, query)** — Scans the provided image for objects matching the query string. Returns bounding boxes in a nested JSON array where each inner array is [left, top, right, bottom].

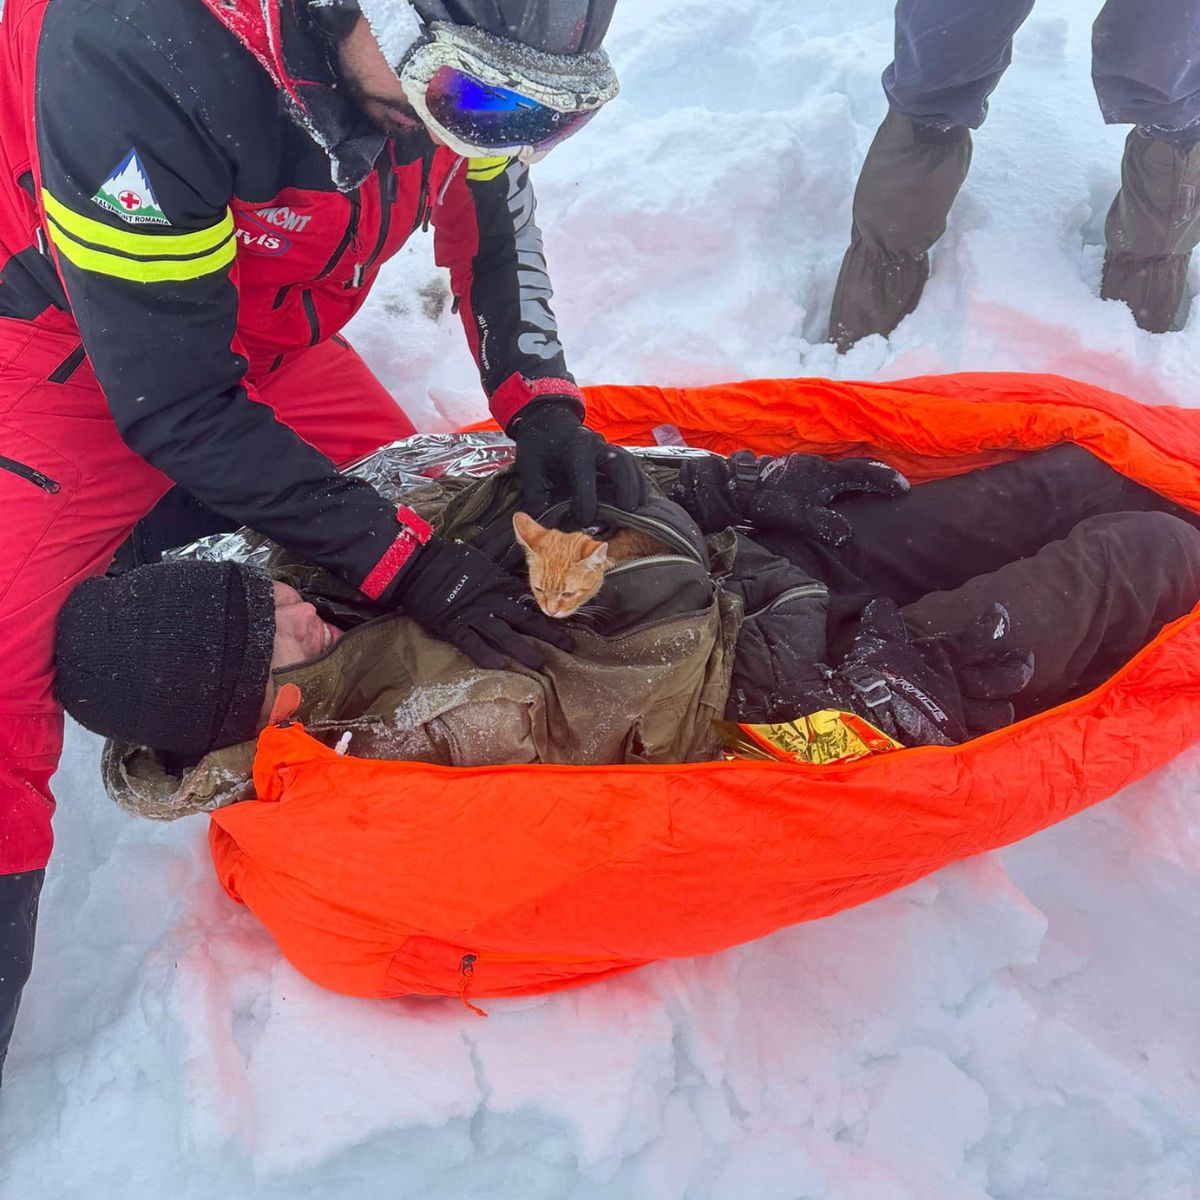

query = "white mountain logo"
[[91, 149, 171, 226]]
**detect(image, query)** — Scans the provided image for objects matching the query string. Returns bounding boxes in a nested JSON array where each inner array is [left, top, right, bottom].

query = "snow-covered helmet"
[[314, 0, 620, 160], [312, 1, 616, 60], [407, 1, 617, 54]]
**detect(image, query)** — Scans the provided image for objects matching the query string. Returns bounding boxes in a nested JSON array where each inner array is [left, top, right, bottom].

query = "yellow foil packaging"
[[716, 709, 903, 765]]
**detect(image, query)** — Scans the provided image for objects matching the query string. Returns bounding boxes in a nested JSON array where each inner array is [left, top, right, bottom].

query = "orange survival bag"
[[209, 372, 1200, 1005]]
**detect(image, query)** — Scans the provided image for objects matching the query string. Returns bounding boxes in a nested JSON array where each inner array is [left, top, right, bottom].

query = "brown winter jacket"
[[104, 452, 832, 820], [103, 466, 746, 819]]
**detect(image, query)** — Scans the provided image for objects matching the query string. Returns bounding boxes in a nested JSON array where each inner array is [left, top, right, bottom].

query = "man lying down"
[[53, 439, 1200, 820]]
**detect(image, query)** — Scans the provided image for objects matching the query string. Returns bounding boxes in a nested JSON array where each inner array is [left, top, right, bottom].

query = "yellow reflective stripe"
[[466, 155, 512, 182], [46, 222, 236, 283], [41, 188, 234, 258]]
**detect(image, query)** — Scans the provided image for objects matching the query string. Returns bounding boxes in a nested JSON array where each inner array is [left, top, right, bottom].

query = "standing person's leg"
[[829, 0, 1036, 351], [0, 322, 170, 1083], [884, 0, 1038, 129], [900, 511, 1200, 715], [1092, 0, 1200, 332], [112, 336, 418, 568], [1092, 0, 1200, 135]]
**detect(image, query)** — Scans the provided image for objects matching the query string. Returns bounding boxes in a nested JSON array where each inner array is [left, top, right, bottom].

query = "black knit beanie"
[[55, 561, 277, 759]]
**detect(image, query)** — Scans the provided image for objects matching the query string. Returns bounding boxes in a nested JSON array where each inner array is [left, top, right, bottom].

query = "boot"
[[1101, 129, 1200, 333], [829, 111, 973, 352]]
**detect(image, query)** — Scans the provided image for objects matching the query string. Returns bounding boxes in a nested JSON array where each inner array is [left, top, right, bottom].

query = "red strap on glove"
[[359, 505, 434, 600]]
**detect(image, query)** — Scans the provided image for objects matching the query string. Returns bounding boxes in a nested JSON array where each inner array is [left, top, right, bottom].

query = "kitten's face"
[[513, 512, 607, 618]]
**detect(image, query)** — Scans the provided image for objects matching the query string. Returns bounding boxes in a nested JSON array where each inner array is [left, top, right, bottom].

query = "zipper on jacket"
[[603, 553, 699, 578], [301, 289, 320, 345], [436, 157, 465, 208], [47, 343, 86, 384], [416, 148, 435, 233], [316, 193, 362, 281], [749, 582, 829, 619], [346, 147, 404, 291], [274, 188, 361, 305], [501, 501, 703, 570], [0, 454, 60, 493], [367, 147, 400, 272], [534, 501, 704, 562]]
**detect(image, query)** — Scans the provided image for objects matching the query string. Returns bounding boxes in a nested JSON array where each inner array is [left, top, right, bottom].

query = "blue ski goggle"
[[422, 68, 600, 157], [399, 23, 619, 162]]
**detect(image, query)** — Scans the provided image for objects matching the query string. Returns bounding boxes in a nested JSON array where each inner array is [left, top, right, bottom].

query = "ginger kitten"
[[512, 511, 669, 618]]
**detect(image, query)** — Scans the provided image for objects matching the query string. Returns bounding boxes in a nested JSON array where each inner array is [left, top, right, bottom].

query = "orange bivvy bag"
[[209, 372, 1200, 1004]]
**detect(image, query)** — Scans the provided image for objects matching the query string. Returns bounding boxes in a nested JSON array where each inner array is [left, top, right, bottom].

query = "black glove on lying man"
[[778, 598, 1036, 747], [674, 450, 910, 544]]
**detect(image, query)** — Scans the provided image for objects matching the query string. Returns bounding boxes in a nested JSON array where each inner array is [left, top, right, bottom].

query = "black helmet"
[[314, 1, 617, 55], [410, 1, 616, 53]]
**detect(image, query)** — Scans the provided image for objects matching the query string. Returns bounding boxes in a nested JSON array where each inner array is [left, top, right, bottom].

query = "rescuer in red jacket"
[[0, 0, 641, 1085]]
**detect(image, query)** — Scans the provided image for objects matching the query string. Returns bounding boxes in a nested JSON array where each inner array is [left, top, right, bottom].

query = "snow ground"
[[3, 1, 1199, 1196]]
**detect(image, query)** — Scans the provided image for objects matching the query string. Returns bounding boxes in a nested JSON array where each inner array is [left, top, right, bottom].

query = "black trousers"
[[0, 868, 43, 1088], [759, 444, 1200, 715]]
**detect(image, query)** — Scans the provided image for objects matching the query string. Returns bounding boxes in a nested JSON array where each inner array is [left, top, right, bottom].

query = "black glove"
[[674, 451, 909, 545], [511, 400, 649, 525], [779, 598, 1035, 747], [389, 536, 571, 671]]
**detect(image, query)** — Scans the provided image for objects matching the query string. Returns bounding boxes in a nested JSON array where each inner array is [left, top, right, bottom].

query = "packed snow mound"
[[3, 0, 1199, 1197]]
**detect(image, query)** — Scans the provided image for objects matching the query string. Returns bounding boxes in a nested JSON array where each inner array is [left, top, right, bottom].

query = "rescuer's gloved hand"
[[511, 400, 649, 525], [777, 598, 1034, 747], [389, 536, 571, 671], [674, 451, 910, 544]]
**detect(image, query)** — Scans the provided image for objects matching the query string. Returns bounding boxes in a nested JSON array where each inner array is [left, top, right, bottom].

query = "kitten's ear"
[[512, 511, 546, 552], [581, 542, 608, 570]]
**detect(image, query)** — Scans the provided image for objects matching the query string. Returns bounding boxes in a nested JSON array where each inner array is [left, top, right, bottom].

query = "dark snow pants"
[[885, 0, 1200, 134], [0, 869, 42, 1088], [759, 444, 1200, 717]]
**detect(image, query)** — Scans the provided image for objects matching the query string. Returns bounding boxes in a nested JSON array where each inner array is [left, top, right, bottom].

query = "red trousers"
[[0, 320, 415, 874]]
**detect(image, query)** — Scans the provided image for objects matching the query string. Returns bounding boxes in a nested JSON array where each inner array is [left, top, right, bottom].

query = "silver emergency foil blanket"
[[169, 433, 714, 568]]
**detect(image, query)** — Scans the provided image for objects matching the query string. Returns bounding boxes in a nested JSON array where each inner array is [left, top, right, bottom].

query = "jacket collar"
[[196, 0, 390, 188]]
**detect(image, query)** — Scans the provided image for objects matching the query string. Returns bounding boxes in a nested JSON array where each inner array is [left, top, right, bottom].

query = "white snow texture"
[[3, 1, 1199, 1197]]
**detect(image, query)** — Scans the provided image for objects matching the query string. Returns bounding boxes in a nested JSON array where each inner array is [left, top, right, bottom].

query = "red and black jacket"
[[0, 0, 584, 593]]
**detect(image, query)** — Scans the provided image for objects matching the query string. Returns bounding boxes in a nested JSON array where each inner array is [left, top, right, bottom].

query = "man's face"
[[335, 16, 427, 136], [259, 583, 342, 723]]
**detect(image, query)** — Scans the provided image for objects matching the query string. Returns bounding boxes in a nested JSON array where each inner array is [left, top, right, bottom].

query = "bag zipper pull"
[[458, 954, 489, 1018]]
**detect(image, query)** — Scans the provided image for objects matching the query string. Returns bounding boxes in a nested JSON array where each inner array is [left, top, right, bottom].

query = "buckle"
[[729, 450, 759, 496], [844, 665, 892, 710]]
